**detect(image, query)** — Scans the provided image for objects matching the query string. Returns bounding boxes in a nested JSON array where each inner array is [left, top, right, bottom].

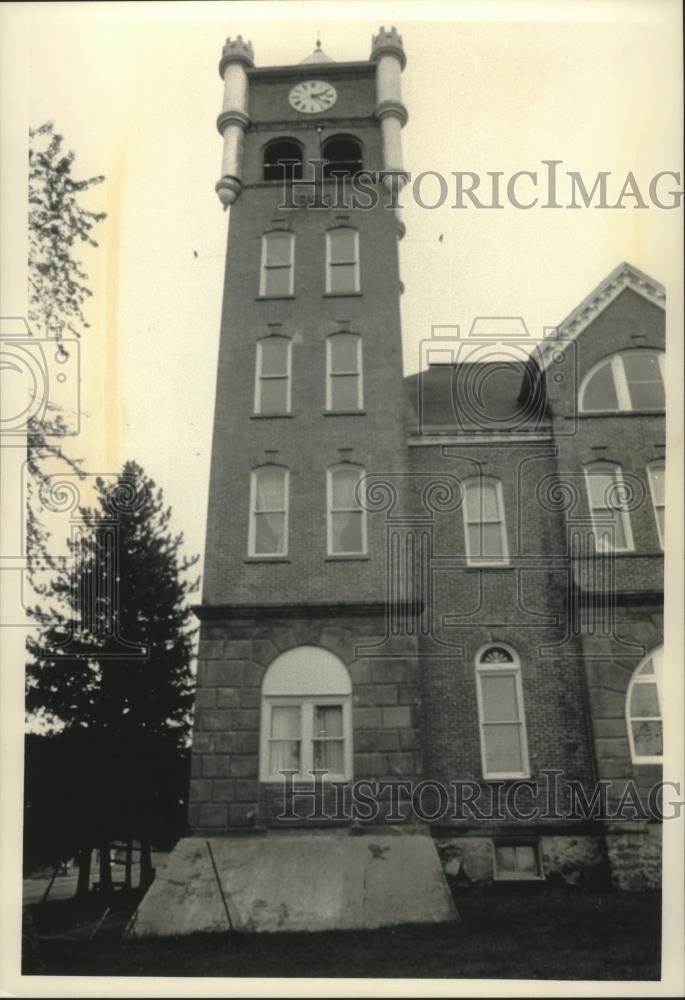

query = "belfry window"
[[260, 646, 353, 781], [476, 645, 530, 780], [260, 231, 294, 297], [254, 337, 292, 415], [626, 647, 663, 764], [326, 228, 360, 295], [322, 136, 363, 179], [327, 464, 367, 555], [583, 462, 634, 552], [248, 465, 289, 557], [326, 334, 363, 411], [579, 350, 665, 413], [263, 139, 304, 182]]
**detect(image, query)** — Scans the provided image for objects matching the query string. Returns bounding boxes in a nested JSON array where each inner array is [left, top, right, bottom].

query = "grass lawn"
[[24, 886, 660, 980]]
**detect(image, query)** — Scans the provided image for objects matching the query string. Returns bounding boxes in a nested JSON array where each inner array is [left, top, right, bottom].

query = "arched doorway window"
[[260, 646, 353, 781]]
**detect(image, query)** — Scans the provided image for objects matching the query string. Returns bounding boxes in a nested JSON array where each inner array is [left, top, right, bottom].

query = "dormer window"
[[322, 136, 363, 179], [263, 139, 304, 182]]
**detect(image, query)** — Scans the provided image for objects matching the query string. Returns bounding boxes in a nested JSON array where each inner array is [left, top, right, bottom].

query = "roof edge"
[[540, 261, 665, 367]]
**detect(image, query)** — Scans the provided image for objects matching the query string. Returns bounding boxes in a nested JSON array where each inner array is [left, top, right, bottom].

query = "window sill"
[[256, 295, 296, 301], [464, 562, 513, 570], [325, 554, 370, 562], [480, 775, 531, 784], [260, 776, 351, 785], [493, 873, 545, 883], [244, 556, 291, 563], [251, 413, 294, 419], [324, 410, 366, 416], [323, 292, 363, 298], [578, 410, 665, 418]]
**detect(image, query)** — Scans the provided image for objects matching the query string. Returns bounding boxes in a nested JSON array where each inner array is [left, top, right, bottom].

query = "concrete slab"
[[128, 832, 457, 937]]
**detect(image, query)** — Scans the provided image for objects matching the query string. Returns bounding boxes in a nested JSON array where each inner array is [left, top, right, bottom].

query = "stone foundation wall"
[[436, 833, 604, 886], [605, 822, 661, 890], [188, 608, 422, 834]]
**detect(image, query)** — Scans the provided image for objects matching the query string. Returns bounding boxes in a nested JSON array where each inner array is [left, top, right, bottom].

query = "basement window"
[[493, 842, 543, 881]]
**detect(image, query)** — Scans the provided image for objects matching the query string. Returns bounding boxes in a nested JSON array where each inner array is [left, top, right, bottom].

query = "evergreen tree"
[[26, 462, 198, 896]]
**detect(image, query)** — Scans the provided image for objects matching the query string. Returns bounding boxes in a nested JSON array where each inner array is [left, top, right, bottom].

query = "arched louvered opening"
[[322, 135, 363, 179], [263, 139, 304, 181]]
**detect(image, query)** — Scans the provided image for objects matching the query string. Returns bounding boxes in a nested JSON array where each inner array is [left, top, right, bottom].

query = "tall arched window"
[[327, 463, 366, 555], [647, 461, 665, 549], [322, 135, 363, 179], [579, 350, 665, 413], [325, 228, 360, 295], [462, 477, 509, 566], [260, 646, 353, 781], [626, 647, 663, 764], [254, 336, 292, 414], [326, 333, 363, 411], [263, 139, 304, 181], [475, 645, 530, 780], [583, 461, 634, 552], [260, 231, 294, 297], [248, 465, 289, 557]]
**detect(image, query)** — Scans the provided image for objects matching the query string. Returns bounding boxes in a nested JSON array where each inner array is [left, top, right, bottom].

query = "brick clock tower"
[[188, 28, 421, 834]]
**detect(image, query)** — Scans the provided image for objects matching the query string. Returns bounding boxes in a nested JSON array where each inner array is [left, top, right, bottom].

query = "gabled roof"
[[539, 261, 665, 368]]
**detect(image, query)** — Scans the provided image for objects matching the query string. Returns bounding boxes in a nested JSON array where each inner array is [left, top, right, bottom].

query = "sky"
[[2, 0, 682, 577]]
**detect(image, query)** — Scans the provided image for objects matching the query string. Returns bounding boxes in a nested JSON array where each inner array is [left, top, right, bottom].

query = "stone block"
[[382, 706, 413, 729], [354, 707, 382, 729], [233, 709, 260, 731], [217, 688, 240, 708], [229, 803, 257, 826], [205, 663, 240, 687], [348, 661, 374, 685], [212, 779, 234, 800], [354, 753, 384, 776], [235, 779, 259, 802], [202, 755, 231, 778], [239, 687, 261, 708], [198, 803, 227, 828], [194, 688, 216, 709], [230, 755, 259, 778], [375, 685, 399, 706], [200, 709, 234, 731], [189, 779, 212, 802]]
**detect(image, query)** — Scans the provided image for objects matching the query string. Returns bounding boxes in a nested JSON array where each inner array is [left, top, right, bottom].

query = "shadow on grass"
[[23, 886, 661, 980]]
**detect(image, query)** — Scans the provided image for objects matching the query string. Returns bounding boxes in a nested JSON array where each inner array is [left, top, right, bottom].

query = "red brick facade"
[[189, 40, 665, 887]]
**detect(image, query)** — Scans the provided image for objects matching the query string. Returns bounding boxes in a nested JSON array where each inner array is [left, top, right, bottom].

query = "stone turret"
[[371, 26, 408, 231], [215, 36, 254, 207]]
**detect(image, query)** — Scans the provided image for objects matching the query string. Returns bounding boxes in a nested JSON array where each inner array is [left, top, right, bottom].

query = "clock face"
[[289, 80, 337, 114]]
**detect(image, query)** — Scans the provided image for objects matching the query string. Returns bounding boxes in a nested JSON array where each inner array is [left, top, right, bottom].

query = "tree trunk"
[[98, 842, 113, 896], [140, 839, 154, 889], [75, 847, 91, 899], [124, 839, 133, 891]]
